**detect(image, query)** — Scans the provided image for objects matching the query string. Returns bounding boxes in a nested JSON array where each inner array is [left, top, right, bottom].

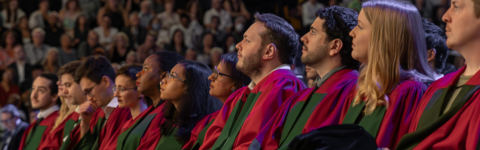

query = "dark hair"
[[74, 56, 116, 84], [169, 29, 186, 48], [180, 13, 190, 22], [422, 18, 449, 73], [74, 14, 90, 31], [38, 73, 59, 96], [116, 63, 143, 81], [58, 60, 82, 77], [32, 64, 44, 71], [1, 104, 20, 117], [254, 13, 300, 64], [5, 0, 18, 23], [220, 53, 251, 89], [152, 51, 185, 73], [161, 60, 222, 140], [0, 30, 20, 48], [316, 6, 360, 70]]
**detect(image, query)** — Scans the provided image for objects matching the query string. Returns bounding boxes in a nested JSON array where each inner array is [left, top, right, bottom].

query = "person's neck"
[[458, 42, 480, 76], [40, 9, 48, 14], [312, 58, 342, 79], [62, 46, 71, 52], [79, 25, 85, 31], [171, 100, 181, 111], [147, 91, 161, 107], [130, 99, 148, 119], [102, 26, 110, 30], [16, 59, 25, 64], [218, 97, 227, 103], [34, 43, 42, 48], [250, 62, 283, 85]]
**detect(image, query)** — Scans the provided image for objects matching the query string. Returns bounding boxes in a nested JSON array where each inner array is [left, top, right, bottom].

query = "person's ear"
[[263, 43, 277, 60], [427, 48, 436, 62], [329, 39, 343, 56], [103, 76, 112, 88]]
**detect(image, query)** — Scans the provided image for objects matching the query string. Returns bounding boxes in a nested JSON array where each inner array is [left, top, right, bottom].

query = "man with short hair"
[[1, 104, 29, 150], [24, 28, 50, 65], [78, 31, 105, 60], [249, 6, 360, 149], [71, 56, 131, 150], [19, 73, 60, 150], [8, 45, 32, 85], [122, 12, 147, 49], [396, 0, 480, 149], [201, 13, 307, 150]]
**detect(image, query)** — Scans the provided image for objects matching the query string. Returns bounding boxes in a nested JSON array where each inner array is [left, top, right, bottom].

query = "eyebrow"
[[310, 26, 318, 32], [143, 64, 150, 67], [38, 86, 47, 91]]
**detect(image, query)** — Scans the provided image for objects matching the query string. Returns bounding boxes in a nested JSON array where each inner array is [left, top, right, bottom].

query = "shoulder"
[[397, 80, 427, 92]]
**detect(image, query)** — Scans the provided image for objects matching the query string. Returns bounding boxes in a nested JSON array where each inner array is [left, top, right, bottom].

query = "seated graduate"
[[38, 61, 87, 150], [19, 73, 60, 150], [396, 0, 480, 149], [340, 0, 434, 149], [184, 52, 251, 150], [200, 12, 307, 150], [249, 6, 361, 150], [72, 56, 132, 150], [149, 60, 222, 149], [102, 64, 149, 150], [135, 51, 185, 149]]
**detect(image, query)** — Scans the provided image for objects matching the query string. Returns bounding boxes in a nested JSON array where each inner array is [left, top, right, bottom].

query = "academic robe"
[[135, 102, 167, 150], [396, 66, 480, 150], [249, 69, 359, 150], [70, 107, 131, 150], [183, 111, 220, 150], [340, 79, 427, 149], [38, 112, 80, 150], [19, 111, 59, 150], [200, 69, 307, 150]]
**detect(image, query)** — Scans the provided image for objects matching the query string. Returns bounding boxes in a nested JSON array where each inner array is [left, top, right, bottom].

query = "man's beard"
[[237, 48, 263, 77], [301, 44, 329, 66]]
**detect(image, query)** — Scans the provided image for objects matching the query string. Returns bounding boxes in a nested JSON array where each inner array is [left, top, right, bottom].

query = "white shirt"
[[248, 64, 291, 90], [302, 1, 324, 26], [37, 105, 60, 119], [203, 8, 232, 31], [3, 119, 21, 150], [102, 97, 119, 120], [157, 12, 180, 30], [93, 27, 119, 50]]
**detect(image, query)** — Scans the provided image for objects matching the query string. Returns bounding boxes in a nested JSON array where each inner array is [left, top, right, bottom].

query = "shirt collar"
[[248, 64, 291, 90], [102, 97, 119, 119], [314, 65, 347, 88], [37, 105, 60, 119]]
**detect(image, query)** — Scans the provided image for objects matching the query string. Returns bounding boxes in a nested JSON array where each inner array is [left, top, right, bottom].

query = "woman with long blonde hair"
[[341, 1, 433, 149]]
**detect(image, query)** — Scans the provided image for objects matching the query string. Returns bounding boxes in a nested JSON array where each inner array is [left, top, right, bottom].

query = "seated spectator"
[[209, 47, 223, 69], [170, 14, 199, 49], [137, 31, 162, 62], [57, 34, 77, 66], [24, 28, 50, 65], [0, 31, 20, 60], [108, 32, 134, 64], [8, 45, 31, 85], [122, 12, 147, 49], [231, 16, 245, 43], [42, 48, 60, 73], [0, 68, 20, 107], [151, 0, 166, 14], [206, 16, 227, 44], [224, 34, 236, 53], [78, 31, 105, 60], [19, 64, 43, 93], [1, 0, 25, 29], [223, 0, 251, 21], [138, 0, 154, 28], [1, 104, 29, 150], [44, 13, 65, 47], [186, 0, 204, 25], [185, 48, 197, 61], [301, 0, 324, 28], [157, 0, 180, 30], [94, 15, 119, 50], [73, 14, 89, 46], [59, 0, 82, 36], [204, 0, 232, 32], [78, 0, 101, 20], [124, 50, 138, 65], [165, 29, 187, 56], [147, 17, 161, 32], [197, 32, 216, 65], [13, 17, 31, 44], [28, 0, 50, 29], [97, 0, 128, 30]]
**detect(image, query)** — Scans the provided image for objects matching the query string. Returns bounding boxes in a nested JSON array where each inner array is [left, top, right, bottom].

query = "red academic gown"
[[136, 102, 167, 150], [250, 69, 359, 150], [200, 69, 306, 150], [396, 66, 480, 150], [19, 111, 59, 150], [183, 110, 220, 150], [37, 112, 80, 150], [340, 79, 427, 149]]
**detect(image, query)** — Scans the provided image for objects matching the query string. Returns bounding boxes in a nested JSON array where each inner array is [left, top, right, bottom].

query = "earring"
[[231, 88, 236, 93]]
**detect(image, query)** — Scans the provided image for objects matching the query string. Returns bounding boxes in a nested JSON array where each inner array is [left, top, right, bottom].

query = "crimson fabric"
[[38, 112, 80, 150], [19, 111, 59, 150], [136, 102, 166, 150]]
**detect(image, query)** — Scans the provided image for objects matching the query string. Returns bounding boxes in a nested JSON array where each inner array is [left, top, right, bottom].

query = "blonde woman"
[[341, 1, 433, 149], [108, 32, 134, 64]]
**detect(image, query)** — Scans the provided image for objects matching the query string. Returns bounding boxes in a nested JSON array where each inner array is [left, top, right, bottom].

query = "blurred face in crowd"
[[212, 0, 221, 10], [208, 61, 235, 103], [173, 30, 184, 45], [47, 50, 58, 63], [180, 16, 189, 27], [87, 32, 99, 47], [78, 15, 86, 25], [211, 17, 219, 30], [130, 14, 140, 27], [442, 0, 480, 51], [235, 22, 266, 76], [19, 17, 28, 30], [144, 35, 156, 48], [102, 16, 111, 28], [2, 69, 13, 83], [13, 45, 25, 61], [165, 1, 174, 12], [109, 0, 118, 9], [114, 74, 141, 108], [203, 33, 214, 48], [150, 18, 161, 31], [140, 1, 150, 13], [47, 14, 57, 25], [1, 112, 18, 131], [32, 31, 45, 45], [160, 64, 186, 102], [62, 74, 87, 105], [136, 55, 162, 96], [300, 18, 330, 67], [211, 51, 221, 65], [9, 0, 18, 11], [5, 33, 15, 45], [126, 54, 137, 64], [39, 1, 49, 11], [349, 10, 371, 64], [31, 76, 57, 110], [79, 77, 114, 108], [116, 35, 127, 48], [61, 35, 72, 48], [186, 49, 197, 60], [67, 0, 77, 10]]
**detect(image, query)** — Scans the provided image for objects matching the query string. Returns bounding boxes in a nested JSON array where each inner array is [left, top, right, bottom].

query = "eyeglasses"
[[160, 71, 185, 85], [113, 87, 137, 93], [213, 66, 234, 80], [83, 84, 97, 97]]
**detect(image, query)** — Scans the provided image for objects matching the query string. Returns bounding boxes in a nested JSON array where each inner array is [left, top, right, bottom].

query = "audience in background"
[[157, 0, 179, 30], [122, 12, 147, 49], [59, 0, 82, 36], [15, 17, 31, 45], [1, 0, 26, 29], [0, 68, 20, 107], [73, 14, 90, 46], [94, 15, 119, 50], [165, 29, 187, 56], [57, 34, 77, 66], [43, 13, 64, 47], [204, 0, 232, 32], [1, 104, 29, 150], [138, 0, 153, 28], [8, 45, 31, 85], [97, 0, 128, 30], [42, 48, 60, 73], [109, 32, 135, 64], [24, 28, 50, 65], [29, 0, 50, 29]]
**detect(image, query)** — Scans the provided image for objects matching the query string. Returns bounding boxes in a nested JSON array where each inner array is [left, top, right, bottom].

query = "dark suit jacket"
[[122, 26, 147, 48], [2, 121, 29, 150], [8, 62, 33, 85]]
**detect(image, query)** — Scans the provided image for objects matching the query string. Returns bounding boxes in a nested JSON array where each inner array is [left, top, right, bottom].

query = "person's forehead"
[[33, 77, 52, 89], [61, 73, 74, 82], [79, 77, 96, 89], [246, 22, 267, 39]]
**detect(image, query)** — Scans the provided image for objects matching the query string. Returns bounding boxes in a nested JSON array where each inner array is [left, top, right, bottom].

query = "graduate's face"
[[208, 61, 235, 103], [350, 10, 371, 64], [160, 64, 186, 102], [136, 55, 161, 96], [236, 22, 265, 76], [114, 75, 141, 108], [301, 18, 330, 66], [31, 77, 57, 110], [79, 77, 113, 108], [61, 74, 87, 105], [442, 0, 480, 51]]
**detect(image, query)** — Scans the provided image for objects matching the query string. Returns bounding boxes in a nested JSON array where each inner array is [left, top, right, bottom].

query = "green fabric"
[[23, 125, 47, 150], [396, 85, 480, 150], [189, 119, 216, 150], [59, 119, 80, 150], [117, 114, 156, 150], [443, 75, 472, 113], [342, 100, 386, 138], [73, 117, 105, 150], [155, 127, 186, 149], [279, 93, 326, 147], [210, 94, 248, 150]]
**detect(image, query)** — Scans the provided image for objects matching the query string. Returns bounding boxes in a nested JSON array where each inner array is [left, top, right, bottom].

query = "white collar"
[[248, 64, 291, 90], [102, 97, 119, 119], [37, 105, 60, 119]]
